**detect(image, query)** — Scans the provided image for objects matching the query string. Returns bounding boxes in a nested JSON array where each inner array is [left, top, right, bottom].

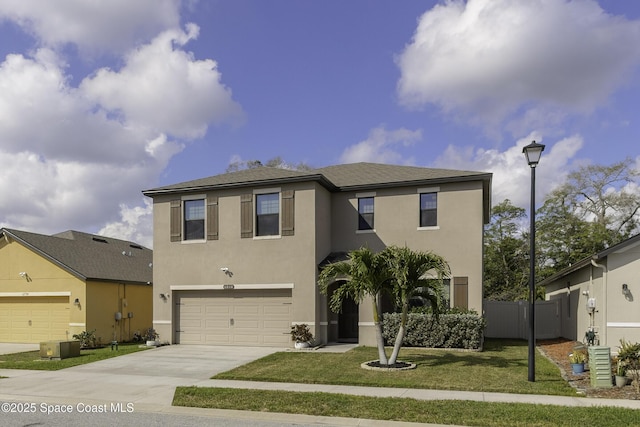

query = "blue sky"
[[1, 0, 639, 248]]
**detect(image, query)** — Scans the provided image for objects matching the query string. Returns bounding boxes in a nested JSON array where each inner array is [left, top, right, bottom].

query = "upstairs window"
[[256, 193, 280, 236], [184, 199, 205, 240], [358, 197, 374, 230], [420, 193, 437, 227]]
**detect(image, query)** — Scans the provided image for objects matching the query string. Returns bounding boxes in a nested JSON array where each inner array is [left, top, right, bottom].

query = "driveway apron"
[[0, 345, 282, 406]]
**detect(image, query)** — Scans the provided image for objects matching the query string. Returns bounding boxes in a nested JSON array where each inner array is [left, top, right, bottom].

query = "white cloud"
[[0, 11, 243, 245], [81, 24, 244, 140], [0, 0, 181, 54], [99, 200, 154, 249], [340, 127, 422, 164], [433, 132, 583, 208], [396, 0, 640, 132]]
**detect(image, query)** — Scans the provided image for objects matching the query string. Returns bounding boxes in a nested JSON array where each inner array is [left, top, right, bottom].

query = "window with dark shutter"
[[281, 190, 294, 236], [207, 197, 219, 240], [170, 200, 181, 242], [240, 194, 253, 238]]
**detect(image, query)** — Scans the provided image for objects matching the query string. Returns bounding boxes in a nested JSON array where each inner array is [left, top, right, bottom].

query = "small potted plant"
[[290, 324, 314, 349], [615, 359, 628, 387], [569, 351, 586, 374], [143, 327, 160, 347]]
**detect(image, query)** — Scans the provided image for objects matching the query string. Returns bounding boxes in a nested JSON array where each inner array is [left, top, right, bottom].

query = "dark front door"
[[338, 297, 358, 342]]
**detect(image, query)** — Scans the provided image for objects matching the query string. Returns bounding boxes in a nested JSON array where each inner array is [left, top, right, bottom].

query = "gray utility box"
[[588, 346, 612, 388], [40, 341, 81, 360]]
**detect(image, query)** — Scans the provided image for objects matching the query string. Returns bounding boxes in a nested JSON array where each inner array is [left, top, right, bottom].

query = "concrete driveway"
[[0, 343, 39, 355], [0, 344, 283, 407]]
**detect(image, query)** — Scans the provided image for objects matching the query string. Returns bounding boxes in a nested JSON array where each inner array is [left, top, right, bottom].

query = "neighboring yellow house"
[[0, 228, 153, 344]]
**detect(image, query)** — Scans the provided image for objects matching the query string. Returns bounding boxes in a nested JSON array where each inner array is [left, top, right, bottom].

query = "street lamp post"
[[523, 140, 545, 382]]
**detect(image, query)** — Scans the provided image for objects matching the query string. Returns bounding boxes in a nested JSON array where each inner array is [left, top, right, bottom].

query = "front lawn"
[[174, 387, 639, 427], [213, 339, 576, 396], [0, 344, 149, 370], [174, 340, 635, 425]]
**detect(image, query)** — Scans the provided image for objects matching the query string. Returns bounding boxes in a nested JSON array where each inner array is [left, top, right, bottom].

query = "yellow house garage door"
[[175, 289, 292, 346], [0, 296, 70, 343]]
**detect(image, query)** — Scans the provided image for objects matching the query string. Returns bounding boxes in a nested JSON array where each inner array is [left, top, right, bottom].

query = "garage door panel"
[[264, 302, 290, 312], [204, 319, 230, 328], [176, 289, 292, 346], [0, 296, 70, 343]]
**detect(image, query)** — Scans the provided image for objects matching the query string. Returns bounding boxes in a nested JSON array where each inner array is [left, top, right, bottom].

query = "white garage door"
[[0, 296, 70, 343], [175, 289, 292, 346]]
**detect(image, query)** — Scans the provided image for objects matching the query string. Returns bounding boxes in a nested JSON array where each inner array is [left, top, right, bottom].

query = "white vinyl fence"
[[484, 300, 561, 340]]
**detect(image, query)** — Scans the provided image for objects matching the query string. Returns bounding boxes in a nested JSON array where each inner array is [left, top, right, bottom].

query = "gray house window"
[[420, 193, 437, 227], [256, 193, 279, 236], [184, 199, 205, 240], [358, 197, 374, 230]]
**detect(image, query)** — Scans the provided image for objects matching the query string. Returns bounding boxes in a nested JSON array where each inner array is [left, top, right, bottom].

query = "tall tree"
[[383, 246, 449, 365], [562, 158, 640, 242], [319, 246, 449, 366], [535, 158, 640, 278], [483, 199, 529, 301], [226, 156, 311, 172], [318, 247, 392, 364]]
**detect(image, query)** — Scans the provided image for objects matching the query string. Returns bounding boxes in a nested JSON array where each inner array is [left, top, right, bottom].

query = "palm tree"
[[318, 247, 392, 364], [383, 246, 450, 365]]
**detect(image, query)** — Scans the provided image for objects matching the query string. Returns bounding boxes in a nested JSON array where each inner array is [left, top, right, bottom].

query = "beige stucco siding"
[[546, 244, 640, 348], [329, 181, 485, 312], [152, 182, 321, 343]]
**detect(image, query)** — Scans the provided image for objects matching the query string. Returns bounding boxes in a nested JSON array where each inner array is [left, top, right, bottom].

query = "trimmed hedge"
[[382, 312, 485, 349]]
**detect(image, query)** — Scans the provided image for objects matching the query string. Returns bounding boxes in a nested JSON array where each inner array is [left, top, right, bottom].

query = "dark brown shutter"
[[240, 194, 253, 238], [453, 277, 468, 309], [170, 200, 181, 242], [207, 197, 219, 240], [281, 190, 295, 236]]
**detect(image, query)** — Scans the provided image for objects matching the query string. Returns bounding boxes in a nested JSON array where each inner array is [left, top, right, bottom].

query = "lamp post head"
[[523, 141, 545, 167]]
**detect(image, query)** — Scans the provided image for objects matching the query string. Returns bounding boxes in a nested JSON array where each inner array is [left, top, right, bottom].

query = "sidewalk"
[[198, 378, 640, 410]]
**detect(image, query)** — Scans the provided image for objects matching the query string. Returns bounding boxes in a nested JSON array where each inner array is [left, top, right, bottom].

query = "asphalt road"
[[0, 401, 354, 427]]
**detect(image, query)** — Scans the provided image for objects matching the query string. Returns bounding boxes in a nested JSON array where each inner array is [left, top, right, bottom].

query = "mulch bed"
[[538, 338, 640, 400]]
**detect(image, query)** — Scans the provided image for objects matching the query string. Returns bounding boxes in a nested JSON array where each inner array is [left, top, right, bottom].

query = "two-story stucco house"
[[143, 162, 492, 347]]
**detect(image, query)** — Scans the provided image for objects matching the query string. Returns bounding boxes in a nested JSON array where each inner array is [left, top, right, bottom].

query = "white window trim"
[[356, 229, 377, 234], [181, 194, 206, 243], [253, 187, 282, 239]]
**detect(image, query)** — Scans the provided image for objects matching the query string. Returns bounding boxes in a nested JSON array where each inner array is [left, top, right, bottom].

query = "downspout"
[[591, 259, 607, 346]]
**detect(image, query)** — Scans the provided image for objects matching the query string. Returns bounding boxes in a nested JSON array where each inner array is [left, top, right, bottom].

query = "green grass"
[[0, 344, 148, 370], [174, 387, 639, 427], [213, 339, 576, 396]]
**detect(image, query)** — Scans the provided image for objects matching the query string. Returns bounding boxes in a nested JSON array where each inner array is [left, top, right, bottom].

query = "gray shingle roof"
[[1, 228, 152, 284], [313, 163, 490, 190], [143, 162, 491, 195]]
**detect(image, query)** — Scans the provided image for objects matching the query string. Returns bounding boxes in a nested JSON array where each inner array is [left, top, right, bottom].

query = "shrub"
[[72, 329, 99, 349], [382, 312, 485, 349], [290, 324, 314, 343]]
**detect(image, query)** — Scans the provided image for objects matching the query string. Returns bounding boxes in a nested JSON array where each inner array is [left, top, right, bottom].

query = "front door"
[[338, 297, 358, 342]]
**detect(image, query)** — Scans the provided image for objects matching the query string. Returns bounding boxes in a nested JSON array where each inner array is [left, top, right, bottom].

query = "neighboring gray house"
[[543, 233, 640, 349], [143, 162, 492, 347]]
